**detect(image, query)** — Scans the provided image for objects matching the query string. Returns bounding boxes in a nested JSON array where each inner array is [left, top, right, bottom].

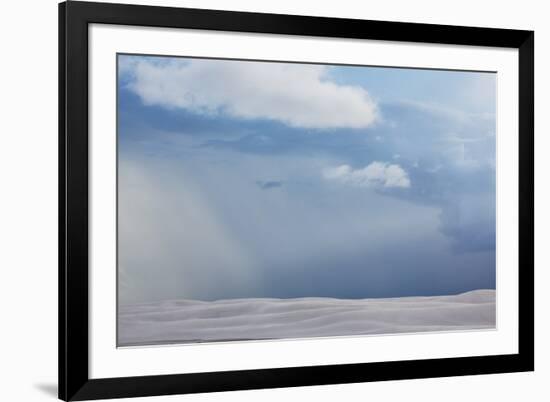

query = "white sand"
[[118, 289, 495, 346]]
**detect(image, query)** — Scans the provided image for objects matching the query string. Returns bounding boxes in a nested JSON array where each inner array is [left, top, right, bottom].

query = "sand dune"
[[118, 289, 496, 346]]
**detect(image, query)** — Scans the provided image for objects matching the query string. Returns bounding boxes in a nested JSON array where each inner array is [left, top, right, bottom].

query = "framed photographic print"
[[59, 1, 534, 400]]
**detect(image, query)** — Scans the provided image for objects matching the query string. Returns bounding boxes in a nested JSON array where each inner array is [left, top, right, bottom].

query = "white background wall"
[[0, 0, 546, 401]]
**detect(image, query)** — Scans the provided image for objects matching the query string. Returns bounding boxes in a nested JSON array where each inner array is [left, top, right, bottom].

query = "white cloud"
[[323, 162, 411, 188], [124, 57, 378, 129]]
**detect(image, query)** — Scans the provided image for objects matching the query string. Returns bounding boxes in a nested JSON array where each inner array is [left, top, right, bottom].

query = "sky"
[[117, 54, 496, 304]]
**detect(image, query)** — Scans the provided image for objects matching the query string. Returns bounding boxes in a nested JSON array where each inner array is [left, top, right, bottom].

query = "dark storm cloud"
[[256, 180, 283, 190]]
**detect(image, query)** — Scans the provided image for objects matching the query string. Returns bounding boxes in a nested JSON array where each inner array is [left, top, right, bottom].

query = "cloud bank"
[[123, 57, 378, 129], [323, 162, 411, 188], [117, 55, 496, 302]]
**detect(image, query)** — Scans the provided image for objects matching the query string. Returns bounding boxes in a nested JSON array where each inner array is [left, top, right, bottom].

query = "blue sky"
[[117, 54, 496, 304]]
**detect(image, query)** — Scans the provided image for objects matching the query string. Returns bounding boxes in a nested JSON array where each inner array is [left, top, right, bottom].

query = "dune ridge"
[[118, 289, 496, 346]]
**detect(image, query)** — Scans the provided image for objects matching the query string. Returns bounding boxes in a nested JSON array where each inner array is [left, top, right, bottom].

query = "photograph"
[[116, 54, 497, 347], [54, 2, 534, 399]]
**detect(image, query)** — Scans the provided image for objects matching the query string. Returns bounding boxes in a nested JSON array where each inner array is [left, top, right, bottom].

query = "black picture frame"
[[59, 1, 534, 400]]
